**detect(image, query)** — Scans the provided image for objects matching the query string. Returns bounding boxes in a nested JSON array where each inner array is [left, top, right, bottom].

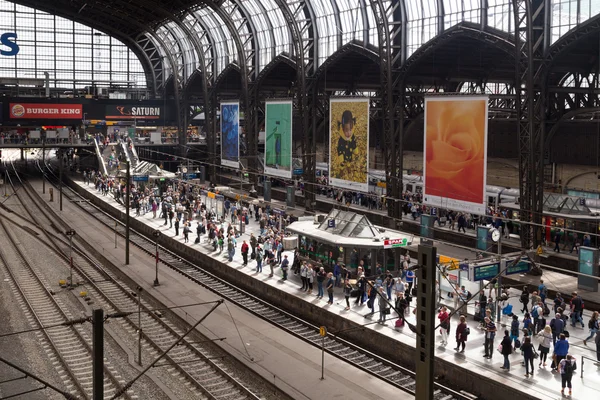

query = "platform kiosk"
[[286, 209, 413, 274]]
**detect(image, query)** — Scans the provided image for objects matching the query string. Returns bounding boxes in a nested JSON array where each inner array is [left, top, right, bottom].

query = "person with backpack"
[[559, 354, 577, 396], [538, 279, 548, 303], [531, 302, 542, 334], [570, 292, 585, 328], [510, 315, 520, 350], [454, 315, 469, 353], [584, 311, 599, 346], [520, 287, 530, 314]]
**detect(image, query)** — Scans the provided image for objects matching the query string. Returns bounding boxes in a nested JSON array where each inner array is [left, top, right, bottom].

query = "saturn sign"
[[0, 32, 19, 56]]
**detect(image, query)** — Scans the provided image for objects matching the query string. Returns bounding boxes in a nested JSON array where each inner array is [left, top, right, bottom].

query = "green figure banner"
[[264, 100, 292, 178]]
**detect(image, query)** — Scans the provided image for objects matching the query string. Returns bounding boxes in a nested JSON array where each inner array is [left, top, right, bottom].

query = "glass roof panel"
[[183, 13, 215, 79], [406, 0, 439, 57], [0, 0, 146, 89], [442, 0, 481, 29], [194, 7, 235, 75], [550, 0, 600, 43], [487, 0, 513, 33]]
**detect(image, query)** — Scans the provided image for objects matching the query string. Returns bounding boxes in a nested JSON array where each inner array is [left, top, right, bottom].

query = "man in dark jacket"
[[550, 313, 565, 345]]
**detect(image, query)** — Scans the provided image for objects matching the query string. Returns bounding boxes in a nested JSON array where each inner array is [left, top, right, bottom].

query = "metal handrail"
[[580, 354, 600, 378]]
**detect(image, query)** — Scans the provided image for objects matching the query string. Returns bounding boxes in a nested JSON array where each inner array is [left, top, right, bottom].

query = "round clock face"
[[491, 229, 500, 242]]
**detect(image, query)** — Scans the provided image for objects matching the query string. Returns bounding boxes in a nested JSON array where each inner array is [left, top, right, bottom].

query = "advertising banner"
[[423, 96, 488, 215], [10, 103, 82, 119], [264, 100, 292, 178], [105, 105, 162, 120], [328, 98, 369, 191], [220, 101, 240, 168]]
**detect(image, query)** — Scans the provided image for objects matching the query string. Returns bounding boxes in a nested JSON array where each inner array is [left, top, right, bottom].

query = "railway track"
[[34, 160, 474, 400], [8, 160, 264, 400], [0, 192, 131, 400]]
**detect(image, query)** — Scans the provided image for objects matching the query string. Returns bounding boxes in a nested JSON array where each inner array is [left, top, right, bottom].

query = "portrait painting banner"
[[423, 96, 488, 215], [328, 98, 369, 191], [264, 100, 293, 179], [220, 101, 240, 168]]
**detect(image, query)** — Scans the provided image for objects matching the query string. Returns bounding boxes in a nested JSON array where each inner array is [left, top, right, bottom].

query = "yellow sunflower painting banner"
[[423, 96, 488, 215], [328, 98, 370, 192]]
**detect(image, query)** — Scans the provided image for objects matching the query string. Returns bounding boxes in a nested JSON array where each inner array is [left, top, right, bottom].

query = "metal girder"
[[369, 0, 402, 226], [513, 0, 547, 249], [205, 2, 252, 182]]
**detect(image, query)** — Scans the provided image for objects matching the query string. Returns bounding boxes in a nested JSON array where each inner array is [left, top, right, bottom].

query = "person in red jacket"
[[438, 306, 450, 346], [241, 240, 249, 266]]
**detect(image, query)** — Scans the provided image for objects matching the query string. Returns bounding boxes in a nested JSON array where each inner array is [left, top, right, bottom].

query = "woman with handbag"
[[454, 315, 468, 353], [521, 336, 535, 377], [537, 325, 553, 367]]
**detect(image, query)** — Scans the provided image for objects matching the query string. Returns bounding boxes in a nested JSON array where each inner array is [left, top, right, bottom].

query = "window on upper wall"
[[551, 0, 600, 43], [0, 0, 147, 89], [406, 0, 439, 57]]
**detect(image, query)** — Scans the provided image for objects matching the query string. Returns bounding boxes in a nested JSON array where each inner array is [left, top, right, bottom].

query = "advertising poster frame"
[[220, 101, 240, 168], [328, 97, 370, 192], [264, 100, 293, 179], [423, 95, 488, 215]]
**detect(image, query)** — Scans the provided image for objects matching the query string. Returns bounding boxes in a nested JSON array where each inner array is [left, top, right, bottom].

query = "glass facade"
[[0, 0, 146, 90], [550, 0, 600, 43]]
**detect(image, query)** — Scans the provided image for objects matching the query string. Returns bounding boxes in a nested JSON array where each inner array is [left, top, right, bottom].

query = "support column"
[[416, 245, 436, 400]]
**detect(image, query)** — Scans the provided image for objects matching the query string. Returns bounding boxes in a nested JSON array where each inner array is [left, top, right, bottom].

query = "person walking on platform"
[[454, 315, 468, 353], [307, 264, 314, 294], [241, 240, 249, 266], [316, 267, 326, 298], [538, 279, 548, 303], [377, 287, 389, 324], [483, 317, 497, 359], [343, 279, 352, 310], [365, 284, 377, 317], [559, 354, 576, 396], [570, 292, 585, 328], [183, 223, 190, 243], [438, 306, 450, 346], [584, 311, 599, 345], [521, 336, 535, 377], [595, 328, 600, 362], [255, 246, 262, 273], [553, 229, 562, 252], [510, 315, 520, 349], [520, 287, 530, 314], [300, 263, 308, 291], [281, 255, 290, 281], [552, 333, 569, 371], [500, 330, 512, 370], [537, 325, 552, 367], [550, 313, 565, 346], [326, 272, 335, 304]]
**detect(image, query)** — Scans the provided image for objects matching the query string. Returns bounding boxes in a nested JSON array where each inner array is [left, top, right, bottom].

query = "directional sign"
[[319, 326, 327, 337]]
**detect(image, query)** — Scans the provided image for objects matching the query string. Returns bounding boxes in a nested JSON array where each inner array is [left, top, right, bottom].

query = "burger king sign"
[[9, 103, 83, 119]]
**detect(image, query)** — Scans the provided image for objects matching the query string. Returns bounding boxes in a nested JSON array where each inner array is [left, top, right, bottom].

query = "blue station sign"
[[0, 33, 19, 56]]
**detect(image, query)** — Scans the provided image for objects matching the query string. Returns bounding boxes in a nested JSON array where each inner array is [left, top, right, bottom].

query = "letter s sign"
[[0, 33, 20, 56]]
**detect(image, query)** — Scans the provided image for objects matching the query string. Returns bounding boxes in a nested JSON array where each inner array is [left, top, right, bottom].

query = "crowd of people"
[[81, 168, 600, 396]]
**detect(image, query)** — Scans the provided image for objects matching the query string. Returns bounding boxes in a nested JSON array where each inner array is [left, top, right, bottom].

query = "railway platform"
[[64, 175, 600, 400], [28, 177, 408, 400]]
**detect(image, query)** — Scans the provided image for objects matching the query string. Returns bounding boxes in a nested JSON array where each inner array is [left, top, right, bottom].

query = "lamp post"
[[66, 230, 76, 287], [153, 230, 161, 286]]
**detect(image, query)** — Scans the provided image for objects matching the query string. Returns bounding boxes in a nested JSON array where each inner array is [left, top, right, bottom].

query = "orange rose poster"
[[423, 96, 488, 215]]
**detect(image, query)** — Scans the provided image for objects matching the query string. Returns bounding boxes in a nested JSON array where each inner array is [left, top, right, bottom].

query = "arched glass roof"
[[0, 0, 146, 89], [550, 0, 600, 43], [193, 7, 235, 77]]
